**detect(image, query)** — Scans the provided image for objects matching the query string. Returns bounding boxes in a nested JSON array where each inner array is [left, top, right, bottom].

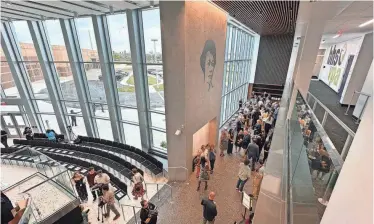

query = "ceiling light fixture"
[[359, 19, 374, 27], [333, 34, 340, 38]]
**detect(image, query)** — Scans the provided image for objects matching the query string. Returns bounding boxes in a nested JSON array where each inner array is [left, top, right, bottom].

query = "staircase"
[[252, 83, 284, 98]]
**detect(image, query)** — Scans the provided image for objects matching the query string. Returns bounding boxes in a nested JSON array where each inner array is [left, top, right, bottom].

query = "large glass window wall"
[[1, 7, 166, 154], [220, 24, 254, 126]]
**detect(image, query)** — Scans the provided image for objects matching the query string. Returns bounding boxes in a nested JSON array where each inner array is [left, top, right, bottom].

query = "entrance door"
[[1, 114, 29, 138]]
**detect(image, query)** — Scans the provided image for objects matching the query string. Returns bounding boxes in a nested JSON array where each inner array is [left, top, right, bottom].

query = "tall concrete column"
[[320, 96, 372, 223], [160, 1, 227, 180]]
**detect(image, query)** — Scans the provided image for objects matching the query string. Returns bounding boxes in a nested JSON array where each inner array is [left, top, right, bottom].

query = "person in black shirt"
[[201, 191, 217, 224], [70, 110, 78, 127], [1, 130, 9, 148], [23, 127, 34, 140], [1, 192, 14, 223], [239, 99, 243, 109], [252, 109, 261, 129], [140, 200, 157, 224]]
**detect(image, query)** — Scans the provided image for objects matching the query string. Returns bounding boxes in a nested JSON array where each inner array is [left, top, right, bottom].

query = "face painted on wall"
[[205, 51, 215, 88]]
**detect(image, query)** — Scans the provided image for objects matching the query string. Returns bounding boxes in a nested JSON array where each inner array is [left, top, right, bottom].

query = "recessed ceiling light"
[[322, 40, 325, 43], [333, 34, 340, 38], [359, 19, 374, 27]]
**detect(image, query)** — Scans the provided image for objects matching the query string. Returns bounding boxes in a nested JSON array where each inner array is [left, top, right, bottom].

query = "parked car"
[[98, 71, 128, 81]]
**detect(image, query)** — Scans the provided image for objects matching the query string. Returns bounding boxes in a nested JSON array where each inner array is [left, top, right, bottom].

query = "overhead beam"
[[1, 12, 39, 21], [13, 1, 75, 17], [71, 1, 110, 13]]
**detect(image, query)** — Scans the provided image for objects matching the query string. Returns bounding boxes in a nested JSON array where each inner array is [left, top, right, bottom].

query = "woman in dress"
[[227, 128, 234, 155], [72, 171, 88, 202], [131, 168, 145, 200], [219, 129, 228, 157], [234, 130, 244, 153]]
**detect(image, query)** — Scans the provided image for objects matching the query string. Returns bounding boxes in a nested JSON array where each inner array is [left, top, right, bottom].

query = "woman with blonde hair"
[[72, 171, 88, 202], [219, 129, 228, 157]]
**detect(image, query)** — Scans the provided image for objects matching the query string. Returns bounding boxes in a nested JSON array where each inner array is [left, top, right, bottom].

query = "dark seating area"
[[12, 139, 147, 183], [1, 148, 129, 202], [33, 132, 65, 140], [77, 135, 163, 175]]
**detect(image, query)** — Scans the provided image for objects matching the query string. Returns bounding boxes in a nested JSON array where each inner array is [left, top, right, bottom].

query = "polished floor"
[[308, 80, 358, 153]]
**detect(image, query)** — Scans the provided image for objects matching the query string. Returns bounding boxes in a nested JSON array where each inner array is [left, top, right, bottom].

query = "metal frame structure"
[[0, 7, 166, 155], [220, 22, 255, 126]]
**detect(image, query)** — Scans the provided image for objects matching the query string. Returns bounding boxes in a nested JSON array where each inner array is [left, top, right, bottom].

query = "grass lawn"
[[117, 85, 135, 92], [127, 75, 157, 85], [154, 84, 164, 91]]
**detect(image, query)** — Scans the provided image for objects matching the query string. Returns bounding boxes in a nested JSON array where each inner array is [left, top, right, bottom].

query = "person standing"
[[264, 112, 274, 137], [227, 128, 234, 155], [1, 130, 9, 148], [70, 110, 78, 127], [246, 139, 260, 171], [72, 171, 88, 202], [197, 157, 210, 191], [94, 170, 110, 197], [131, 168, 145, 200], [219, 129, 228, 157], [252, 109, 261, 129], [209, 145, 216, 174], [234, 130, 244, 153], [263, 141, 271, 163], [236, 159, 251, 193], [1, 192, 14, 223], [86, 167, 97, 202], [101, 184, 121, 221], [140, 200, 158, 224], [239, 99, 243, 109], [241, 131, 251, 157], [201, 191, 217, 224]]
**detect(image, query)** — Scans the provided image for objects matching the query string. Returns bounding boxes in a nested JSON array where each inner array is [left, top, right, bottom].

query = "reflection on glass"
[[41, 114, 60, 133], [55, 63, 77, 101], [24, 62, 49, 99], [66, 116, 87, 136], [83, 63, 106, 102], [12, 21, 38, 61], [96, 119, 113, 140], [152, 130, 166, 151], [8, 128, 18, 136], [123, 123, 141, 149], [142, 8, 162, 63], [75, 17, 99, 62], [1, 105, 20, 112], [3, 116, 13, 126], [63, 101, 82, 116], [107, 13, 131, 62], [120, 107, 138, 123], [14, 116, 25, 126], [1, 61, 20, 97], [45, 20, 69, 61], [151, 113, 165, 130], [146, 65, 164, 112], [36, 100, 54, 113], [114, 64, 136, 106]]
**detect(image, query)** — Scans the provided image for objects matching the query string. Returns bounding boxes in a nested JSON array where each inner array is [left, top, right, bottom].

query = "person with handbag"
[[236, 159, 251, 193], [140, 200, 158, 224], [131, 168, 145, 200], [197, 157, 210, 191]]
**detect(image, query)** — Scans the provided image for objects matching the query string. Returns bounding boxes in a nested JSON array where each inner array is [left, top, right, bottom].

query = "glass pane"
[[84, 63, 106, 102], [3, 116, 14, 126], [63, 101, 82, 115], [123, 123, 141, 149], [1, 105, 20, 112], [147, 65, 164, 112], [120, 107, 139, 123], [24, 62, 49, 99], [107, 13, 131, 62], [114, 64, 136, 107], [8, 128, 18, 136], [45, 20, 69, 61], [150, 113, 165, 130], [55, 63, 78, 101], [36, 100, 54, 113], [90, 103, 109, 118], [1, 61, 20, 97], [41, 114, 60, 133], [14, 116, 25, 126], [66, 116, 87, 136], [152, 130, 166, 151], [142, 8, 162, 63], [96, 119, 113, 140], [12, 21, 38, 61], [75, 17, 99, 62]]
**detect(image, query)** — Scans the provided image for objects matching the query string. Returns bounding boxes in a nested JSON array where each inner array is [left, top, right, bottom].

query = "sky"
[[12, 8, 162, 54]]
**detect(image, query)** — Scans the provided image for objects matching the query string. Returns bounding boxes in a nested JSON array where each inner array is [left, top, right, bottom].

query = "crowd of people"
[[194, 92, 279, 224]]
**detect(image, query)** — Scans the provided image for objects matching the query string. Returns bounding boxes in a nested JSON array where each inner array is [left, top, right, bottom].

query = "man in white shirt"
[[94, 170, 110, 197]]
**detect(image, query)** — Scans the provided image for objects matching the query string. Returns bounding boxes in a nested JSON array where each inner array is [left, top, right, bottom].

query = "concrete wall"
[[321, 91, 373, 224], [161, 1, 227, 178], [340, 33, 373, 104], [353, 59, 373, 119]]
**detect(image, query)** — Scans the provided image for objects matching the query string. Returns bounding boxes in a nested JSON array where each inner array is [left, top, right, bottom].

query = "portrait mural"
[[200, 40, 216, 91]]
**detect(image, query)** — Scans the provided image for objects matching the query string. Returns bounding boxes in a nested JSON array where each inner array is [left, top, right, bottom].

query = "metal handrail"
[[144, 182, 173, 203], [120, 204, 142, 223], [307, 92, 355, 137]]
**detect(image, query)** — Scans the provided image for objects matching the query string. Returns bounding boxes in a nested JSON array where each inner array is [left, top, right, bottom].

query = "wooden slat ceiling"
[[213, 1, 300, 36]]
